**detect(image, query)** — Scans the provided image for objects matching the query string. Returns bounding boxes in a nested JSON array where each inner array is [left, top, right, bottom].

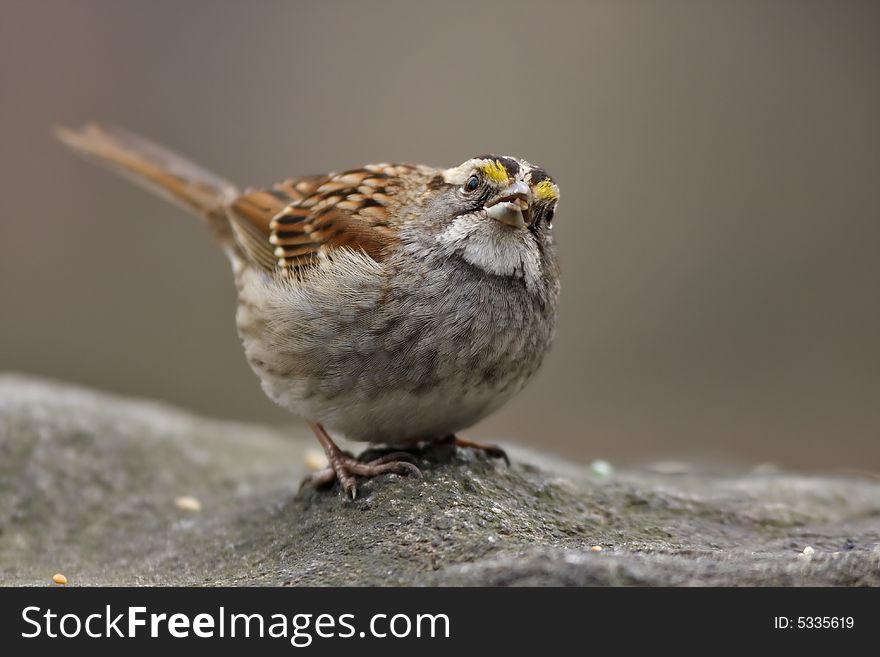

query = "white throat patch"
[[437, 214, 542, 289]]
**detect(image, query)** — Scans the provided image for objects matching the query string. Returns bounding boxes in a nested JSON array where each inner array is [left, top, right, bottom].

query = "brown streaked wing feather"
[[268, 167, 411, 272], [226, 176, 328, 271]]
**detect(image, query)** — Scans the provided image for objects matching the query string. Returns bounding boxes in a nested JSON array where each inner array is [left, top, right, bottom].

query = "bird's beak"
[[485, 181, 532, 228]]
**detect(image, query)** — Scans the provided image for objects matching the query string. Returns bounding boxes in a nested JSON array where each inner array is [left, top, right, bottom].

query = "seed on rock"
[[174, 496, 202, 512], [52, 573, 67, 585], [800, 546, 815, 558], [304, 449, 328, 471]]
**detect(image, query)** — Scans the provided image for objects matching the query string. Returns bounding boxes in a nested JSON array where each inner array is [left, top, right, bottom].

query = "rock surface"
[[1, 374, 878, 586]]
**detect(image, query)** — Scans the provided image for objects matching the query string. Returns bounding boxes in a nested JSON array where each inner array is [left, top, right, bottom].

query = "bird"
[[55, 124, 561, 499]]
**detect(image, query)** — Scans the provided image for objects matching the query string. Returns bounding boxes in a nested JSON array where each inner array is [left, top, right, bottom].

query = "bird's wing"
[[226, 164, 426, 274], [226, 176, 326, 271]]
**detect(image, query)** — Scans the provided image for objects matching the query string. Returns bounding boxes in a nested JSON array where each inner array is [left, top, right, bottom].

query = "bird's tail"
[[54, 123, 239, 248]]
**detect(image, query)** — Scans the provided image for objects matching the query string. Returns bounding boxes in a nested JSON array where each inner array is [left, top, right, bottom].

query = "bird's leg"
[[444, 434, 510, 466], [304, 422, 422, 499]]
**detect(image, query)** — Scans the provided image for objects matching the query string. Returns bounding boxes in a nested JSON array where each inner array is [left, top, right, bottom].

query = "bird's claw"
[[303, 450, 423, 499]]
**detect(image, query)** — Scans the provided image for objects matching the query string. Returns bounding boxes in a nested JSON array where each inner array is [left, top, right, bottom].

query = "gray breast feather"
[[235, 239, 558, 443]]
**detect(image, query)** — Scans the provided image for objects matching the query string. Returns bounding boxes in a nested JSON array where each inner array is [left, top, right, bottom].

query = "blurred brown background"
[[1, 0, 878, 471]]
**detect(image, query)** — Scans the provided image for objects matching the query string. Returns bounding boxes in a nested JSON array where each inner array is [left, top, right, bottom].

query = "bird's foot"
[[306, 450, 422, 499], [444, 435, 510, 466], [304, 423, 421, 499]]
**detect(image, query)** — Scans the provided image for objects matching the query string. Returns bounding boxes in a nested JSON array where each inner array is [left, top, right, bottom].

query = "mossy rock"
[[1, 374, 878, 586]]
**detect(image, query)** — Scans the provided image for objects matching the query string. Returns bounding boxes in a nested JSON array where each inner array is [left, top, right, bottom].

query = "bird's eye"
[[464, 175, 480, 192], [545, 208, 555, 224]]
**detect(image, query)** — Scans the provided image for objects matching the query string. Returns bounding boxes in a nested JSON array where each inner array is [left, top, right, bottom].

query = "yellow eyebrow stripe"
[[535, 179, 558, 202], [478, 160, 510, 185]]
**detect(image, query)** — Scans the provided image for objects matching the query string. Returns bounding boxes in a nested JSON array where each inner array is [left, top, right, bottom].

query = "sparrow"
[[55, 124, 561, 498]]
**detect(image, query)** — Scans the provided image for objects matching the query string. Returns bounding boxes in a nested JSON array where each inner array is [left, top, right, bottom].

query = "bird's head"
[[411, 155, 559, 285], [436, 154, 559, 230]]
